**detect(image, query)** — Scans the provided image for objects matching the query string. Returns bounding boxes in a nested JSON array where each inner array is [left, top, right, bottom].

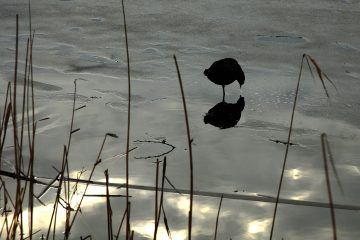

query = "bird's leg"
[[222, 85, 225, 102]]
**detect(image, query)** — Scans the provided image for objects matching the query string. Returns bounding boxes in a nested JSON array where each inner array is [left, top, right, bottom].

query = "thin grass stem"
[[173, 55, 194, 239], [115, 207, 127, 240], [269, 54, 305, 239], [154, 158, 159, 240], [67, 133, 117, 234], [321, 133, 337, 240], [105, 169, 113, 240], [155, 157, 167, 239], [214, 195, 223, 240], [121, 0, 131, 239]]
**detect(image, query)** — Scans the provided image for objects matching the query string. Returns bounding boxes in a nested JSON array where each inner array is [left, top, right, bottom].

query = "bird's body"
[[204, 58, 245, 101]]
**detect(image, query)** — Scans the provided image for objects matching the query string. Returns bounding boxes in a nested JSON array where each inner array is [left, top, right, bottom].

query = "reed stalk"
[[269, 54, 337, 239], [214, 195, 223, 240], [321, 133, 337, 240], [67, 133, 118, 236], [154, 158, 159, 240], [121, 0, 132, 238], [154, 157, 167, 239], [105, 169, 113, 240], [173, 55, 194, 239]]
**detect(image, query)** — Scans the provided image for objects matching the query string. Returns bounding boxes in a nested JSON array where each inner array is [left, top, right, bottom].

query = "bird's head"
[[203, 69, 209, 77]]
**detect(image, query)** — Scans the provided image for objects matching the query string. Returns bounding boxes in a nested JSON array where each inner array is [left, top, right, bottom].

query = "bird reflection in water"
[[204, 95, 245, 129]]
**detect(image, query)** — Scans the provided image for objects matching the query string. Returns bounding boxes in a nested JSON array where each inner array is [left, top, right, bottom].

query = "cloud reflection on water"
[[246, 218, 271, 239], [286, 168, 303, 180], [132, 220, 187, 240], [7, 177, 126, 236]]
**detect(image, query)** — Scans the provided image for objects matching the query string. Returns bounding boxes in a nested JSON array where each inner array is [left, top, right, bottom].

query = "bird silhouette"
[[204, 95, 245, 129], [204, 58, 245, 102]]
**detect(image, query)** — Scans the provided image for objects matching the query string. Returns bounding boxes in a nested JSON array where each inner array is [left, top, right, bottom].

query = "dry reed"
[[214, 195, 223, 240], [105, 169, 113, 240], [173, 55, 194, 240], [121, 0, 132, 238], [269, 54, 338, 240], [321, 133, 339, 240]]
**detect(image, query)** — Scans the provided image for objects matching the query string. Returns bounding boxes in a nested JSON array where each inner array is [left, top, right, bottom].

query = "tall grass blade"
[[324, 136, 344, 194], [67, 134, 114, 235], [173, 55, 194, 240], [269, 54, 305, 239], [214, 195, 223, 240], [0, 83, 12, 140], [121, 0, 131, 238], [155, 157, 167, 239], [305, 57, 315, 82], [115, 208, 127, 240], [0, 103, 12, 157], [269, 54, 337, 239], [105, 169, 113, 240], [19, 38, 30, 160], [10, 14, 22, 239], [165, 176, 182, 195], [27, 29, 36, 240], [321, 133, 338, 240], [162, 204, 172, 239], [46, 145, 66, 239], [154, 158, 159, 240]]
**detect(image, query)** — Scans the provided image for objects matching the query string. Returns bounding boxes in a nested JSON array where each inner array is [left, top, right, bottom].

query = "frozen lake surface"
[[1, 0, 360, 239]]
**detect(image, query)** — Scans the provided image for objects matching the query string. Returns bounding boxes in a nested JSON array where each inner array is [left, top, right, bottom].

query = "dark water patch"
[[94, 89, 145, 102], [49, 44, 74, 56], [149, 97, 168, 102], [256, 35, 306, 44], [116, 92, 145, 103], [42, 93, 89, 102], [94, 89, 116, 95], [69, 27, 83, 32], [28, 80, 62, 91], [4, 76, 62, 91], [49, 44, 116, 69], [179, 46, 217, 54], [90, 17, 105, 22], [105, 101, 127, 111], [63, 54, 119, 73], [90, 96, 102, 99], [140, 47, 165, 57], [269, 139, 298, 146], [0, 34, 30, 46], [105, 94, 147, 111], [65, 56, 118, 73], [240, 119, 319, 136], [2, 62, 63, 91], [64, 64, 110, 73], [335, 42, 360, 53], [148, 41, 172, 48], [78, 54, 115, 65]]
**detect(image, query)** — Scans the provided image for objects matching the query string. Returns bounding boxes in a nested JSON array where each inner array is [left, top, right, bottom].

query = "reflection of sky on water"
[[1, 0, 360, 239]]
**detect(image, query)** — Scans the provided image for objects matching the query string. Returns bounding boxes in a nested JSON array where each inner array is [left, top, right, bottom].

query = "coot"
[[204, 58, 245, 101]]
